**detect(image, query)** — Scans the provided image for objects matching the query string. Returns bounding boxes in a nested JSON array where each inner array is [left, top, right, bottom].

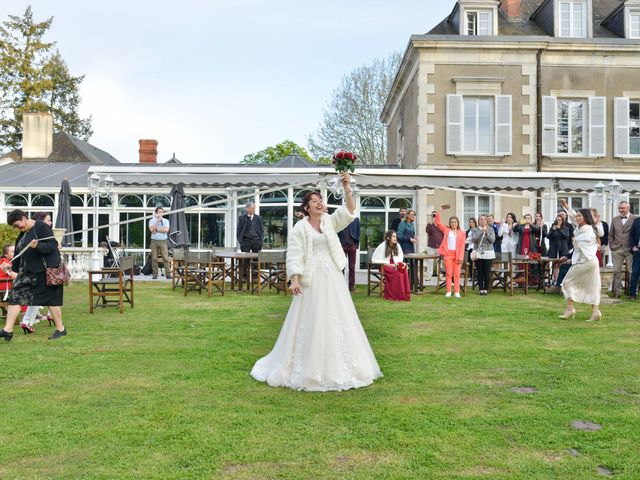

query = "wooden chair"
[[259, 251, 287, 295], [490, 252, 513, 294], [184, 251, 225, 297], [171, 247, 187, 290], [367, 247, 384, 297], [511, 255, 530, 295], [89, 256, 135, 313]]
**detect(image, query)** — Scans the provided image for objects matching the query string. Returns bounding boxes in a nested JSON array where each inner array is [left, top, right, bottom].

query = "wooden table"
[[214, 251, 261, 294], [404, 253, 440, 293]]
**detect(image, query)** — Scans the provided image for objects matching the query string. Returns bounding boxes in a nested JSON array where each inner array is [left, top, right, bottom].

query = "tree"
[[0, 7, 92, 154], [308, 52, 401, 165], [242, 140, 314, 165]]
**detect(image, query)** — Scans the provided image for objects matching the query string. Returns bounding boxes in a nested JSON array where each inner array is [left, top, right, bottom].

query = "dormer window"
[[467, 11, 492, 35], [559, 1, 587, 38], [630, 11, 640, 38]]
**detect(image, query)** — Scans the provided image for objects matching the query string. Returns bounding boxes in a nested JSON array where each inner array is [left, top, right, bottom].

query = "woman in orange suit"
[[435, 211, 466, 298]]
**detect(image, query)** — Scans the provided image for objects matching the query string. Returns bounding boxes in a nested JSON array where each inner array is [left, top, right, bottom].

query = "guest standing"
[[487, 214, 502, 252], [425, 211, 443, 280], [0, 209, 67, 341], [148, 206, 172, 280], [435, 211, 466, 298], [559, 209, 601, 321], [470, 215, 496, 296], [533, 212, 548, 256], [607, 201, 635, 299], [629, 216, 640, 300], [513, 214, 539, 256], [499, 213, 518, 255], [237, 202, 264, 253], [465, 217, 477, 286], [397, 210, 418, 289], [547, 215, 570, 284], [390, 207, 407, 232], [338, 218, 360, 292], [371, 230, 410, 301]]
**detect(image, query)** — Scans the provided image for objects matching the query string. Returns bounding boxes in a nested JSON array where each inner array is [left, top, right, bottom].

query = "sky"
[[1, 1, 451, 164]]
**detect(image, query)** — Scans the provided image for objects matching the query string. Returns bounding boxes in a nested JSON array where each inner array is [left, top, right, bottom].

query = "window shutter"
[[614, 97, 630, 157], [495, 95, 512, 155], [588, 96, 606, 157], [446, 94, 463, 154], [542, 96, 557, 156]]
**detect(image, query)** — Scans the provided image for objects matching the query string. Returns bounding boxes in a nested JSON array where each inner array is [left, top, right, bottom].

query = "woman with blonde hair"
[[435, 210, 466, 298]]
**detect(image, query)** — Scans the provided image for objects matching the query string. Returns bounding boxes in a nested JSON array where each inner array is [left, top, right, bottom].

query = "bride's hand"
[[289, 278, 303, 296], [340, 172, 351, 187]]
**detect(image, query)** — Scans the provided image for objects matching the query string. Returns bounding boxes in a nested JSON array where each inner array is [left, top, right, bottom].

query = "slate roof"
[[428, 0, 622, 38], [274, 154, 317, 168], [2, 132, 121, 164]]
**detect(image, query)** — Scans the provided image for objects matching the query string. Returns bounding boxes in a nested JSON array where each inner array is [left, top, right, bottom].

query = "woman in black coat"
[[546, 214, 570, 284], [0, 209, 67, 342]]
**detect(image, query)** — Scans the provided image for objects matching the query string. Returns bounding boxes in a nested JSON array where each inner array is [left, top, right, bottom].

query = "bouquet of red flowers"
[[332, 150, 357, 173], [396, 262, 407, 272]]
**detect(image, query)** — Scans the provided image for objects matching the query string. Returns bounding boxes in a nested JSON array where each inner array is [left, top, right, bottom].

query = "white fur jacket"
[[287, 206, 356, 287]]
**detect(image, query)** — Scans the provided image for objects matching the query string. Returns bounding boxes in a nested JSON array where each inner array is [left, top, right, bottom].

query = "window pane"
[[261, 206, 288, 249], [359, 212, 385, 268], [202, 195, 226, 209], [200, 213, 225, 248], [571, 101, 584, 154], [5, 194, 27, 206], [467, 12, 477, 35], [32, 194, 54, 207], [389, 197, 412, 209], [70, 194, 85, 207], [88, 214, 110, 248], [119, 212, 145, 249], [632, 14, 640, 38], [147, 195, 170, 208], [71, 213, 83, 247], [260, 190, 287, 204], [119, 194, 143, 208], [360, 196, 384, 209]]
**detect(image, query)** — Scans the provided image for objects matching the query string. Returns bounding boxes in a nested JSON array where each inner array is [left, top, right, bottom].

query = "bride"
[[251, 173, 382, 391]]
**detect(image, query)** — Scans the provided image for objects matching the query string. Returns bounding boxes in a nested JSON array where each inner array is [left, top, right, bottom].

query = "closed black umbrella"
[[55, 178, 74, 247], [168, 183, 191, 250]]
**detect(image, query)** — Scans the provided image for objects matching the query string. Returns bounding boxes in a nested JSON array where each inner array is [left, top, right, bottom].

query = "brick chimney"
[[500, 0, 521, 21], [22, 112, 53, 159], [138, 139, 158, 163]]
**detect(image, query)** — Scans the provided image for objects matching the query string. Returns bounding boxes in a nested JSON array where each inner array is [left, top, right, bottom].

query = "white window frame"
[[463, 97, 493, 154], [630, 100, 640, 156], [543, 95, 605, 157], [466, 10, 492, 35], [462, 194, 492, 227], [446, 94, 512, 156], [558, 0, 588, 38], [557, 99, 586, 155], [629, 10, 640, 39]]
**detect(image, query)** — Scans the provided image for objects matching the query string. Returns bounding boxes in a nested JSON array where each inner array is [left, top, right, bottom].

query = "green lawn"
[[1, 282, 639, 479]]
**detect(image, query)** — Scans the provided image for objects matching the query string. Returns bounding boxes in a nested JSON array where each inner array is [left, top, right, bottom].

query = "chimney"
[[500, 0, 521, 21], [22, 112, 53, 159], [138, 139, 158, 163]]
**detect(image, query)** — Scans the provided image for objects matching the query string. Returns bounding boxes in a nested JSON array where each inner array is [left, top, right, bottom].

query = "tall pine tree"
[[0, 6, 92, 154]]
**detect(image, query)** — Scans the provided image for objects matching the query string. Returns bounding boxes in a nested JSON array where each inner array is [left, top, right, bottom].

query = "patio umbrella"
[[54, 178, 74, 247], [168, 183, 191, 250]]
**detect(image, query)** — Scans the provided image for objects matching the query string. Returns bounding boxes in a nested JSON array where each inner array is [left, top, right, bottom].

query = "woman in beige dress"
[[559, 209, 602, 322]]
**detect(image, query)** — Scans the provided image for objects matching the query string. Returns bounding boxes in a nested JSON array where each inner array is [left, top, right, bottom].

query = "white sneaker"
[[454, 293, 461, 298], [445, 292, 452, 298]]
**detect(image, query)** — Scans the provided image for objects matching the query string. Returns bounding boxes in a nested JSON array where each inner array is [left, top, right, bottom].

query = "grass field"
[[0, 281, 639, 479]]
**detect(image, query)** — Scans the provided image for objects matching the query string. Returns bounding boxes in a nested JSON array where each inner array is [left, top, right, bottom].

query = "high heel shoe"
[[587, 310, 602, 322], [559, 307, 576, 320], [20, 323, 34, 334], [0, 329, 14, 342]]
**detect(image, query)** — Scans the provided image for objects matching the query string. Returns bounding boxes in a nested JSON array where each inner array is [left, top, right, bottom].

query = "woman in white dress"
[[559, 208, 602, 322], [499, 213, 518, 255], [251, 173, 382, 391]]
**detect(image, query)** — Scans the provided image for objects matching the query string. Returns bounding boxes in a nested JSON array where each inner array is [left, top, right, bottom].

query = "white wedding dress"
[[251, 228, 383, 392]]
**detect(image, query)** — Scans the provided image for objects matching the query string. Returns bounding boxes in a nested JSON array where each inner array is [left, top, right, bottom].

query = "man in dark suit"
[[609, 201, 635, 299], [236, 202, 263, 253], [628, 216, 640, 300], [338, 218, 360, 292]]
